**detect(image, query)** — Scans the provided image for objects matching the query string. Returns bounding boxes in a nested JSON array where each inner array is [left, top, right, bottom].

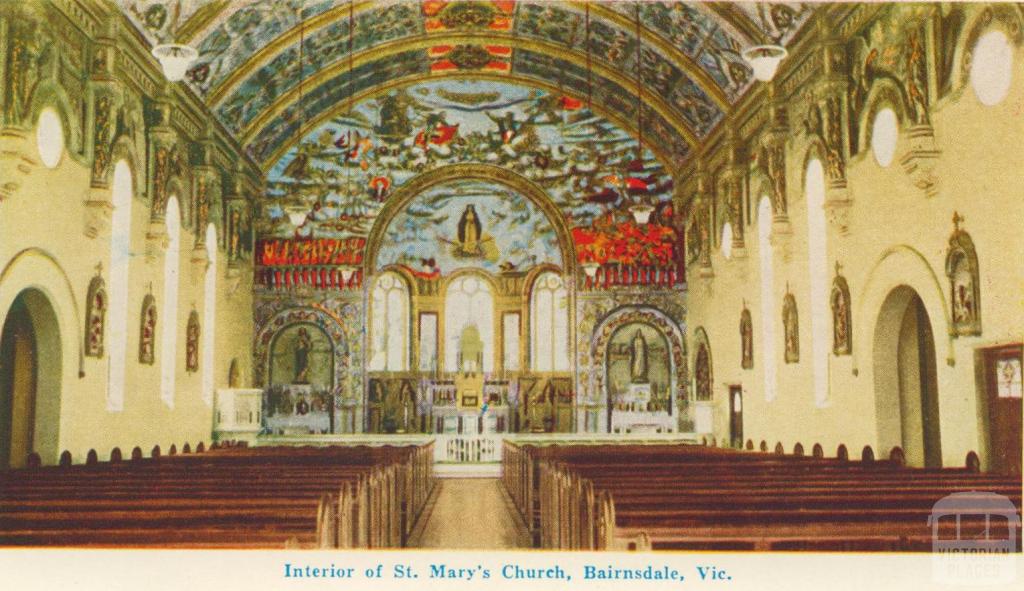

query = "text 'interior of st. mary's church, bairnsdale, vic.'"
[[0, 0, 1020, 552]]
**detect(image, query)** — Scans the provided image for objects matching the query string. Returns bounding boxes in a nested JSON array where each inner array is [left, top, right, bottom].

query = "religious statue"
[[945, 212, 982, 336], [740, 308, 753, 369], [695, 345, 711, 402], [783, 292, 799, 364], [84, 273, 106, 358], [293, 327, 312, 384], [139, 295, 157, 365], [397, 382, 416, 433], [831, 269, 852, 356], [229, 210, 241, 260], [185, 311, 200, 373], [629, 329, 648, 383]]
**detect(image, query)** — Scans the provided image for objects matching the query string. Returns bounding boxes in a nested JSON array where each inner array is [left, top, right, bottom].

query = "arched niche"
[[692, 327, 713, 402], [590, 307, 687, 433], [945, 215, 982, 337], [254, 307, 348, 391], [268, 322, 334, 389]]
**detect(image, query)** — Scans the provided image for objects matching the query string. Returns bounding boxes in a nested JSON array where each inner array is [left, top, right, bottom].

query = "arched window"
[[530, 271, 569, 372], [871, 107, 898, 167], [805, 159, 829, 405], [970, 29, 1013, 106], [201, 224, 217, 405], [757, 196, 777, 402], [369, 272, 409, 371], [445, 275, 494, 373], [36, 107, 64, 169], [160, 197, 181, 408], [107, 160, 133, 411]]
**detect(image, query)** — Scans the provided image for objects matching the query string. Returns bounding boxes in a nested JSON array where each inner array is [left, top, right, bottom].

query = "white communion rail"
[[433, 434, 502, 463]]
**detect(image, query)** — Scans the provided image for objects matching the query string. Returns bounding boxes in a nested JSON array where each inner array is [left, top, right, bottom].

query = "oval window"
[[871, 107, 898, 167], [37, 107, 65, 168], [970, 29, 1013, 106]]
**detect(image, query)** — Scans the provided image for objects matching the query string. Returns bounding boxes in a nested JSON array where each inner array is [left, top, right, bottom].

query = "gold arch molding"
[[257, 71, 684, 176], [362, 163, 578, 279], [239, 32, 702, 150], [198, 0, 735, 112]]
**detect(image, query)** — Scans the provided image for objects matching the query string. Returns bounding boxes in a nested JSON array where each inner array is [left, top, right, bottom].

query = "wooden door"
[[728, 385, 743, 449], [984, 345, 1022, 474], [0, 301, 37, 469]]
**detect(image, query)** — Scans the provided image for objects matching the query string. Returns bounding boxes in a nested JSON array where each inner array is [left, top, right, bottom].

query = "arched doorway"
[[873, 286, 942, 468], [0, 289, 62, 468]]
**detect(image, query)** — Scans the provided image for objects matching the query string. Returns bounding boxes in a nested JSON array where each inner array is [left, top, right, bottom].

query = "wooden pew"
[[502, 442, 1022, 552], [0, 443, 436, 549]]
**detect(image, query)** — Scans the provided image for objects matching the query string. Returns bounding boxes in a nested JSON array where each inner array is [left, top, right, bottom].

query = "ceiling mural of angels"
[[116, 1, 815, 175], [263, 79, 675, 244]]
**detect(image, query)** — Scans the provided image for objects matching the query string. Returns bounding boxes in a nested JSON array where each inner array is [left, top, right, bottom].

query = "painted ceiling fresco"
[[263, 79, 672, 238], [376, 179, 561, 276], [117, 1, 816, 171]]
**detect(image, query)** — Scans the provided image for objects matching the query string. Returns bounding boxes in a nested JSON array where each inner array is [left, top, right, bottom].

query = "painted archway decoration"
[[254, 305, 350, 396], [589, 306, 688, 405]]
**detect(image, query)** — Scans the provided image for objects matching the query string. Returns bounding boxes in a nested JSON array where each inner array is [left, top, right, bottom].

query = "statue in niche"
[[740, 307, 753, 370], [945, 212, 982, 336], [84, 272, 107, 358], [396, 381, 416, 433], [293, 327, 312, 384], [185, 310, 200, 373], [139, 295, 157, 365], [831, 264, 852, 356], [695, 344, 711, 402], [783, 291, 799, 364], [630, 329, 649, 383]]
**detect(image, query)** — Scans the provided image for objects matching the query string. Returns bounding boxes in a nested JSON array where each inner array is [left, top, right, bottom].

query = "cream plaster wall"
[[0, 125, 253, 465], [687, 18, 1024, 470]]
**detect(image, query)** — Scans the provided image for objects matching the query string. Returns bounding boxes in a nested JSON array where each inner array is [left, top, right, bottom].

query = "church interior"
[[0, 0, 1021, 552]]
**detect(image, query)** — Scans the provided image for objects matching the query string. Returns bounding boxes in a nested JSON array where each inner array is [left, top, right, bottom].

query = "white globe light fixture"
[[284, 204, 308, 228], [629, 203, 655, 225], [151, 44, 198, 82], [742, 45, 788, 82]]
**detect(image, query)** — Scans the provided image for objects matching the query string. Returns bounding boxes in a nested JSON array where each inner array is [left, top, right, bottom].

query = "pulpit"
[[214, 388, 263, 444]]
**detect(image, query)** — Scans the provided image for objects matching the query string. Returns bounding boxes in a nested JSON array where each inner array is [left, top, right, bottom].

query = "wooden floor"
[[410, 479, 530, 549]]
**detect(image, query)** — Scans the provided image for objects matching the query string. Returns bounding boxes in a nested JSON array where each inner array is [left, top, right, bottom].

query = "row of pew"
[[502, 442, 1022, 552], [0, 443, 434, 549]]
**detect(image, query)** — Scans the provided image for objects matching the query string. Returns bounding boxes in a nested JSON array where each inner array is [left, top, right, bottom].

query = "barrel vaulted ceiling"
[[117, 1, 815, 171]]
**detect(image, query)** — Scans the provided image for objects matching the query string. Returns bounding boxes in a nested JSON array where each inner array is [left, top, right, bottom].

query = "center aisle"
[[410, 478, 531, 549]]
